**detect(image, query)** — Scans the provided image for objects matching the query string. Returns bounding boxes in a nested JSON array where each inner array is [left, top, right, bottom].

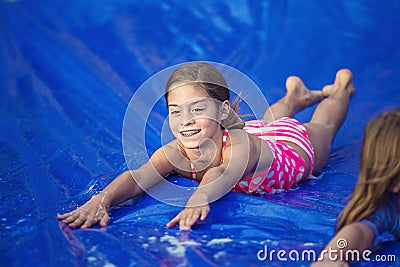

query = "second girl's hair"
[[336, 108, 400, 231], [165, 62, 244, 129]]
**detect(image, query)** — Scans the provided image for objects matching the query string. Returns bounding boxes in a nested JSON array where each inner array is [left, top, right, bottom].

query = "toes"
[[336, 68, 353, 80], [322, 84, 334, 96], [285, 76, 303, 92], [334, 69, 355, 97], [335, 69, 353, 86], [309, 90, 324, 102]]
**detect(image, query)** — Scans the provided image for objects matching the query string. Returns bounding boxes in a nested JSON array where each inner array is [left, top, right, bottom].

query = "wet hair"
[[165, 62, 244, 129], [336, 108, 400, 231]]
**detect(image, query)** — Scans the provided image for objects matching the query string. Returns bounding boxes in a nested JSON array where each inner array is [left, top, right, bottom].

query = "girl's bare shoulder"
[[226, 128, 261, 147], [226, 128, 272, 162], [162, 139, 180, 151], [150, 140, 183, 164], [152, 140, 190, 175]]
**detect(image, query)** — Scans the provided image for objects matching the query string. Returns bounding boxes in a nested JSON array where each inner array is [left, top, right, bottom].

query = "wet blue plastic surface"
[[1, 0, 399, 266]]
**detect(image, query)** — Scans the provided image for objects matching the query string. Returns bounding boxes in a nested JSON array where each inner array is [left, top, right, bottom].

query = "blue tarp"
[[1, 0, 399, 266]]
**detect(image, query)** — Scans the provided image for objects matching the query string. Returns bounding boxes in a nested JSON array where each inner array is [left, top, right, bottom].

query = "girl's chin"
[[178, 139, 200, 149], [179, 134, 206, 148]]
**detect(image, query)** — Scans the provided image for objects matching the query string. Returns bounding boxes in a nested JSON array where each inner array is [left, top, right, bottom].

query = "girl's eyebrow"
[[168, 99, 207, 108]]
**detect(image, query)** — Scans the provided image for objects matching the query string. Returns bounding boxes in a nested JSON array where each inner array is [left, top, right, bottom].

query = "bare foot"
[[282, 76, 325, 114], [322, 69, 355, 98], [321, 84, 334, 96]]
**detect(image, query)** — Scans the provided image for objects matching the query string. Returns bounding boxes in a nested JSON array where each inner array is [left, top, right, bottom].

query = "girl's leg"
[[303, 69, 355, 173], [263, 76, 324, 123]]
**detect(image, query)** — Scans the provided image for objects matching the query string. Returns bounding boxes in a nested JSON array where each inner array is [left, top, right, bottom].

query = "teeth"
[[181, 130, 200, 137]]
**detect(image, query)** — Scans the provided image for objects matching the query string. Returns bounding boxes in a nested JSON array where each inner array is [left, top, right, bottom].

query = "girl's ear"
[[390, 179, 400, 194], [390, 177, 400, 194], [220, 100, 230, 120]]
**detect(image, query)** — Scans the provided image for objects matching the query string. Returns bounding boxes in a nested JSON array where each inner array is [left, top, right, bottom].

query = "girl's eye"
[[169, 110, 180, 115], [192, 108, 204, 113]]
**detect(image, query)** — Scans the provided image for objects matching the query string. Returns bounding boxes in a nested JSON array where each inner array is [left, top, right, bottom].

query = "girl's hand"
[[166, 204, 210, 230], [57, 194, 111, 229]]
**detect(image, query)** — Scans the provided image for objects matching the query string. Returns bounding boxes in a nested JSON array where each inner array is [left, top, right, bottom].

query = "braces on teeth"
[[181, 130, 200, 137]]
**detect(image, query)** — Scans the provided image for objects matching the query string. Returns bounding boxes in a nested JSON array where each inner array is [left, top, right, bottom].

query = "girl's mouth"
[[180, 129, 201, 137]]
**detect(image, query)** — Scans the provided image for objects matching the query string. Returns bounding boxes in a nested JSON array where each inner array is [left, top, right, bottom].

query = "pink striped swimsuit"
[[234, 117, 314, 194], [189, 117, 314, 195]]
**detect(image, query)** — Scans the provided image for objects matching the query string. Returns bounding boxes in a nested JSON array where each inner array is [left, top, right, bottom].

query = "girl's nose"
[[181, 111, 195, 126]]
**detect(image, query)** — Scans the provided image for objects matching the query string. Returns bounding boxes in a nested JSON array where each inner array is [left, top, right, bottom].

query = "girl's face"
[[167, 84, 228, 149]]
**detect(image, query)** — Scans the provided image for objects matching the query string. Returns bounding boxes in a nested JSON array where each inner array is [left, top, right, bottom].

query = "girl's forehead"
[[168, 98, 214, 109], [167, 84, 210, 104]]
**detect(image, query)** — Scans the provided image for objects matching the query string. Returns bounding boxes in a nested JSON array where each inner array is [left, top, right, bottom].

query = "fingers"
[[99, 212, 110, 227], [166, 213, 180, 228], [69, 211, 90, 228], [179, 211, 193, 230], [59, 211, 81, 224], [166, 205, 210, 230], [81, 214, 101, 229], [57, 212, 70, 220], [181, 209, 200, 230], [58, 205, 110, 229], [190, 208, 201, 223], [166, 210, 194, 230], [200, 206, 210, 221]]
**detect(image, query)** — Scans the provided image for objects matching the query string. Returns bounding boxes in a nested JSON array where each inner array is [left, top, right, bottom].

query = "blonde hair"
[[336, 108, 400, 231], [165, 62, 245, 130]]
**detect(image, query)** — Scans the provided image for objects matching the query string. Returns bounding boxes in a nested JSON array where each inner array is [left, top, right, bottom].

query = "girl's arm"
[[192, 130, 266, 203], [167, 130, 271, 230], [58, 146, 174, 228], [312, 223, 374, 266]]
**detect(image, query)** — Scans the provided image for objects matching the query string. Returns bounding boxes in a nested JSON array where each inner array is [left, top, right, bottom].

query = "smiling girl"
[[58, 62, 354, 230]]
